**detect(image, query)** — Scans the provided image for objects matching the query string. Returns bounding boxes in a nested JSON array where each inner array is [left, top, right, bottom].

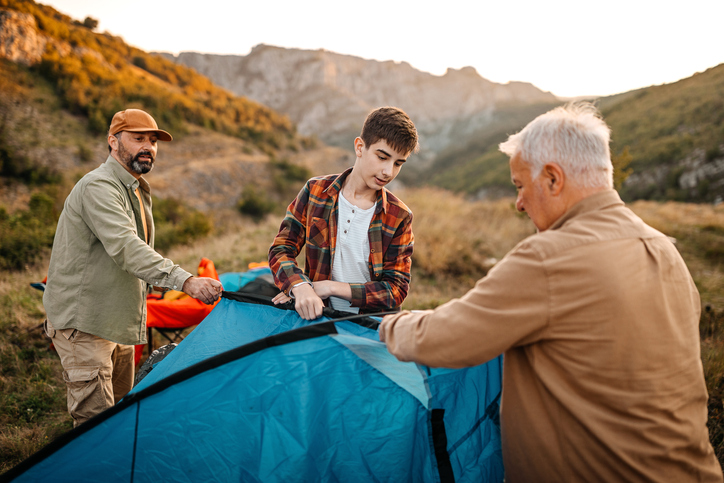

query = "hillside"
[[0, 0, 348, 207], [410, 65, 724, 202], [602, 64, 724, 203], [162, 46, 559, 176], [0, 1, 302, 149], [0, 1, 349, 270]]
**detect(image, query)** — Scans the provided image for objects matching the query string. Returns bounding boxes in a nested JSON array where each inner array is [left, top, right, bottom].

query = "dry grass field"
[[1, 189, 723, 473]]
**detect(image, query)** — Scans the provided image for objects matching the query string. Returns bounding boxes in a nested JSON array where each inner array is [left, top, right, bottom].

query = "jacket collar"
[[324, 167, 389, 214], [104, 155, 151, 193], [549, 189, 624, 231]]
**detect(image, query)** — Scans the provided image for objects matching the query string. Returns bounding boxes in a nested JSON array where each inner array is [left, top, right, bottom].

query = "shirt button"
[[344, 230, 347, 234], [347, 220, 350, 223], [352, 210, 355, 213], [173, 285, 177, 289], [371, 249, 375, 253]]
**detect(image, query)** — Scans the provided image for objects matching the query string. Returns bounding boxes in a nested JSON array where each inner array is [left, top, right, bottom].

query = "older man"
[[379, 103, 722, 481], [44, 109, 222, 427]]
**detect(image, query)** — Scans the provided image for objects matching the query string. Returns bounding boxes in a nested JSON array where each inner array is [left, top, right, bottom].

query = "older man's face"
[[510, 154, 561, 232]]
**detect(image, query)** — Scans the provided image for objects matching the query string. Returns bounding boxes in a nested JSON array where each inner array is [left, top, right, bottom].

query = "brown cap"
[[109, 109, 172, 142]]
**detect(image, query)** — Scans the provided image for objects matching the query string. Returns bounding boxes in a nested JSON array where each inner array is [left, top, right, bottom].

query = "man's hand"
[[182, 276, 223, 305], [378, 314, 392, 342], [290, 283, 324, 320]]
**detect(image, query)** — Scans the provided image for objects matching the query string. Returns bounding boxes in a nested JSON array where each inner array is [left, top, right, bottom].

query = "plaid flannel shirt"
[[269, 168, 414, 313]]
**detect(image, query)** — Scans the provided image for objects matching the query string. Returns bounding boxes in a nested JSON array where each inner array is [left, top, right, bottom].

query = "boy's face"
[[353, 138, 409, 191]]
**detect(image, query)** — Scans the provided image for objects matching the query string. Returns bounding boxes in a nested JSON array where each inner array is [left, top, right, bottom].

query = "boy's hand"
[[291, 283, 325, 320], [272, 292, 292, 305]]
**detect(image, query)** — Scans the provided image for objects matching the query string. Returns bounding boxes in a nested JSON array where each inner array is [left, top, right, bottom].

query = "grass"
[[0, 264, 72, 472], [0, 191, 723, 473]]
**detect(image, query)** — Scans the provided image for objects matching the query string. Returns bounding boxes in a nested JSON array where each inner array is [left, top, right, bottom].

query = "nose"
[[141, 138, 155, 152], [516, 195, 525, 213], [381, 162, 392, 177]]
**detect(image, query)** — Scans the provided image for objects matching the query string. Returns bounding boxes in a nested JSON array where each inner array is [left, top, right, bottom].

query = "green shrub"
[[0, 123, 61, 186], [76, 143, 93, 163], [237, 187, 277, 222], [0, 193, 58, 270], [270, 158, 311, 199], [152, 196, 213, 253]]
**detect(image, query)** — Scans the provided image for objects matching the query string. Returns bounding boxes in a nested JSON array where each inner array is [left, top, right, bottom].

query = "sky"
[[41, 0, 724, 98]]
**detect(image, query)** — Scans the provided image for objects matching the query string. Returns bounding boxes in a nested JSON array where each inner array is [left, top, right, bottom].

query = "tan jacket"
[[381, 190, 722, 482], [44, 156, 192, 345]]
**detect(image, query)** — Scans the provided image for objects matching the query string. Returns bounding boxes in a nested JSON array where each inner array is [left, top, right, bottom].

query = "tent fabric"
[[5, 294, 504, 482], [218, 264, 273, 292]]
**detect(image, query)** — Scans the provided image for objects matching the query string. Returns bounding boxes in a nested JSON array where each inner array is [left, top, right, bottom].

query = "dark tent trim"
[[432, 409, 455, 482], [3, 295, 455, 482]]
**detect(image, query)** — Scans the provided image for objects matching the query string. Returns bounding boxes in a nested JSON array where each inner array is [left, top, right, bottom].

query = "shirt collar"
[[325, 167, 389, 214], [105, 155, 150, 193], [549, 189, 624, 231]]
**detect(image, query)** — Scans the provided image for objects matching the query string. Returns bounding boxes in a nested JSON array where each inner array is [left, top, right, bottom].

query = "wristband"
[[289, 281, 313, 299]]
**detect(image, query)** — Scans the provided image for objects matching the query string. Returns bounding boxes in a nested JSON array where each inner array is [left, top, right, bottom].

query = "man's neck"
[[562, 185, 608, 212]]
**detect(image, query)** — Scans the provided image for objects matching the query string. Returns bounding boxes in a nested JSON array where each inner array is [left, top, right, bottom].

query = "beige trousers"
[[44, 319, 134, 427]]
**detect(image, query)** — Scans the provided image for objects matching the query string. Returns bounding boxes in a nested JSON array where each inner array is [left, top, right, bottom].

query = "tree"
[[82, 17, 98, 31]]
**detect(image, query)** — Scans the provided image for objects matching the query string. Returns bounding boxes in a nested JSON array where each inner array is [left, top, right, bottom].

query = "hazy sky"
[[42, 0, 724, 98]]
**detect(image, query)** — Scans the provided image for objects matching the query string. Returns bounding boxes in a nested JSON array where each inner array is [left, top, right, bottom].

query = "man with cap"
[[43, 109, 223, 427]]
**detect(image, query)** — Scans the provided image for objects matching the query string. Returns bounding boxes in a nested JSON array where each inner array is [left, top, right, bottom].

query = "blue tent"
[[4, 294, 504, 482]]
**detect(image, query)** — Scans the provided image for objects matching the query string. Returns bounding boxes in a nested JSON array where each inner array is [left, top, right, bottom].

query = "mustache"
[[133, 150, 154, 163]]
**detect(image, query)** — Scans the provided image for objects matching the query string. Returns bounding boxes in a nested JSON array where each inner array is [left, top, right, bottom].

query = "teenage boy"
[[269, 106, 419, 320]]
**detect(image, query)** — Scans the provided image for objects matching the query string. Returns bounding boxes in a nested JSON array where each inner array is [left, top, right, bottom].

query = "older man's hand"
[[182, 276, 223, 305]]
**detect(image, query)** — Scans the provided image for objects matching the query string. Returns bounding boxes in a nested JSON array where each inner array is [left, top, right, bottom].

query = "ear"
[[542, 163, 565, 196], [108, 132, 119, 152], [353, 137, 365, 157]]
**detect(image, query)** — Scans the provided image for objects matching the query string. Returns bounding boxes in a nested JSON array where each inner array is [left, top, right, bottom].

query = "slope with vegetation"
[[601, 63, 724, 202], [0, 0, 330, 270], [416, 63, 724, 204], [0, 0, 296, 149]]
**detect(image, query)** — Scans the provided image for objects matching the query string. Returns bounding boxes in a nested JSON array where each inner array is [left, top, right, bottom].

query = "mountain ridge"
[[161, 44, 559, 168]]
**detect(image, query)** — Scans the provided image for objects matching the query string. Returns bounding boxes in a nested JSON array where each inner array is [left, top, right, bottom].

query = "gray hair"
[[499, 102, 613, 189]]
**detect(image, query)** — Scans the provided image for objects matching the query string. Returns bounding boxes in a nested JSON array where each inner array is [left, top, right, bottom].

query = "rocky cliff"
[[0, 10, 46, 65], [163, 45, 558, 165]]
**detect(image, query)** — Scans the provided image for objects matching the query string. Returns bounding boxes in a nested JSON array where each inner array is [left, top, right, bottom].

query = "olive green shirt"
[[43, 156, 192, 345]]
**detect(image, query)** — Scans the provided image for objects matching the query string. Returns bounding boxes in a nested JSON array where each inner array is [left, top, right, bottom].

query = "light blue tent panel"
[[5, 297, 503, 482]]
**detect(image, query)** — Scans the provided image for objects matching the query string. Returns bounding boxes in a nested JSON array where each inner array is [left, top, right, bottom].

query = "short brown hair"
[[360, 107, 419, 156]]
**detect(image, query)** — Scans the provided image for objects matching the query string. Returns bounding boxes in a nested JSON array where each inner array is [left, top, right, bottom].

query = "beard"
[[118, 139, 154, 175]]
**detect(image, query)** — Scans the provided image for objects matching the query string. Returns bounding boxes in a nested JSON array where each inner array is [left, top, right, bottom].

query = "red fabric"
[[134, 258, 221, 366]]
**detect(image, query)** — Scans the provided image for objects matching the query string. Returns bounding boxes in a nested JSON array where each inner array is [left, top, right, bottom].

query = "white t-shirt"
[[329, 192, 376, 313]]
